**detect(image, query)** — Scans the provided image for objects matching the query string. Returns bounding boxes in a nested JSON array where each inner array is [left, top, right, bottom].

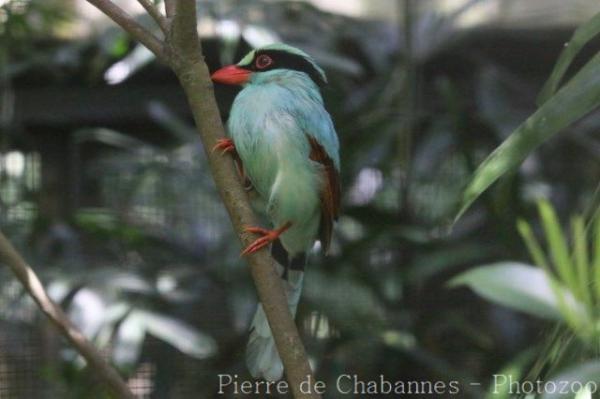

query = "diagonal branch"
[[86, 0, 320, 397], [167, 2, 320, 398], [87, 0, 168, 63], [0, 231, 135, 399], [136, 0, 169, 34]]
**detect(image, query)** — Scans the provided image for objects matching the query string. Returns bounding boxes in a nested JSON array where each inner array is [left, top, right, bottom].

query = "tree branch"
[[168, 0, 200, 65], [86, 0, 168, 63], [0, 230, 135, 399], [166, 3, 320, 398], [86, 0, 320, 397], [137, 0, 169, 34], [164, 0, 176, 18]]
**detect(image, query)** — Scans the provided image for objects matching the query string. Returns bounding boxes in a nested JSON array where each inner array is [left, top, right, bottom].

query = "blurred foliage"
[[0, 0, 599, 398], [454, 201, 600, 397], [456, 11, 600, 220]]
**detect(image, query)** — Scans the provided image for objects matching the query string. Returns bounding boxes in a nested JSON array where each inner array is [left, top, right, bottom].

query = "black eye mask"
[[240, 50, 327, 87]]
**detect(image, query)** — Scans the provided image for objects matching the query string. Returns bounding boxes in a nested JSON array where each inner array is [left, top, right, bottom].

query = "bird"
[[211, 43, 341, 381]]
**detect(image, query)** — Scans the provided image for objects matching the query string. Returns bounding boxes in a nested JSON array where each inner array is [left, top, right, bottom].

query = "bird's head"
[[211, 43, 327, 88]]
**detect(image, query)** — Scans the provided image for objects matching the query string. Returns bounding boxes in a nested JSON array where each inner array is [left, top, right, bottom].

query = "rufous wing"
[[307, 135, 340, 254]]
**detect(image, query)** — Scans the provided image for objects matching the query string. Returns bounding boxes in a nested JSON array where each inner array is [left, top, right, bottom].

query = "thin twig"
[[0, 230, 135, 399], [136, 0, 169, 34], [87, 0, 168, 63]]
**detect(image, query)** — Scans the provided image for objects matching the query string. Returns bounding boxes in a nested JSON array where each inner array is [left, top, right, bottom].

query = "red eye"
[[255, 54, 273, 69]]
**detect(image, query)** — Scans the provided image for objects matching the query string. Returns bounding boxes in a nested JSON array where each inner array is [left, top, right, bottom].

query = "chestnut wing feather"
[[307, 135, 340, 254]]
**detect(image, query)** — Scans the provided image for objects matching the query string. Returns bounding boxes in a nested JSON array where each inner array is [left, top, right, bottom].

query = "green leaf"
[[454, 51, 600, 222], [572, 216, 592, 306], [110, 34, 129, 58], [449, 262, 582, 321], [537, 11, 600, 105], [516, 219, 583, 331], [541, 361, 600, 399], [594, 216, 600, 302], [517, 219, 550, 270], [538, 200, 576, 292]]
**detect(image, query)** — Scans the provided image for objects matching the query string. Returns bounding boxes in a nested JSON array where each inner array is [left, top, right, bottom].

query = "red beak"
[[211, 65, 251, 85]]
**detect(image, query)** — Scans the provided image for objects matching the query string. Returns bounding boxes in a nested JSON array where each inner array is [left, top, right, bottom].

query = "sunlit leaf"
[[113, 312, 146, 367], [572, 216, 592, 306], [538, 200, 576, 292], [449, 262, 583, 321], [517, 219, 550, 269], [135, 310, 217, 359], [594, 215, 600, 302], [518, 211, 585, 332]]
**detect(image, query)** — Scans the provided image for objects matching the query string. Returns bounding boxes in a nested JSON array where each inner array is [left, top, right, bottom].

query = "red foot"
[[212, 138, 236, 155], [241, 222, 292, 256], [212, 138, 250, 188]]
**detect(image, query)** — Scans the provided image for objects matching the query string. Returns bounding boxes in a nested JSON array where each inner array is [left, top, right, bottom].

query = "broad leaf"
[[449, 262, 583, 321], [136, 310, 217, 359], [113, 312, 146, 367]]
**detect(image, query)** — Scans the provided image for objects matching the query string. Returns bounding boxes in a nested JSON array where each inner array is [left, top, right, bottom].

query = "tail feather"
[[246, 259, 304, 381]]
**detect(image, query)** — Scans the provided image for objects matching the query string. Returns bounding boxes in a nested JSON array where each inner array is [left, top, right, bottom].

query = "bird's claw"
[[241, 235, 274, 256], [241, 223, 292, 256], [212, 138, 236, 155]]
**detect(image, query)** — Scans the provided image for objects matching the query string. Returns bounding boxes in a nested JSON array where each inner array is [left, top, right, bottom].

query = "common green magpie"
[[212, 43, 341, 381]]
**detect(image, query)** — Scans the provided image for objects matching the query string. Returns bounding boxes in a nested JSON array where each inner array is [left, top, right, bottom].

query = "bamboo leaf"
[[517, 219, 582, 331], [454, 51, 600, 222], [517, 219, 550, 270], [593, 215, 600, 302], [538, 200, 577, 293], [537, 11, 600, 105], [572, 216, 592, 306]]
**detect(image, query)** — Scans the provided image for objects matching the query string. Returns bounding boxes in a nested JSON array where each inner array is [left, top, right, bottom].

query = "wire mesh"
[[0, 143, 227, 398]]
